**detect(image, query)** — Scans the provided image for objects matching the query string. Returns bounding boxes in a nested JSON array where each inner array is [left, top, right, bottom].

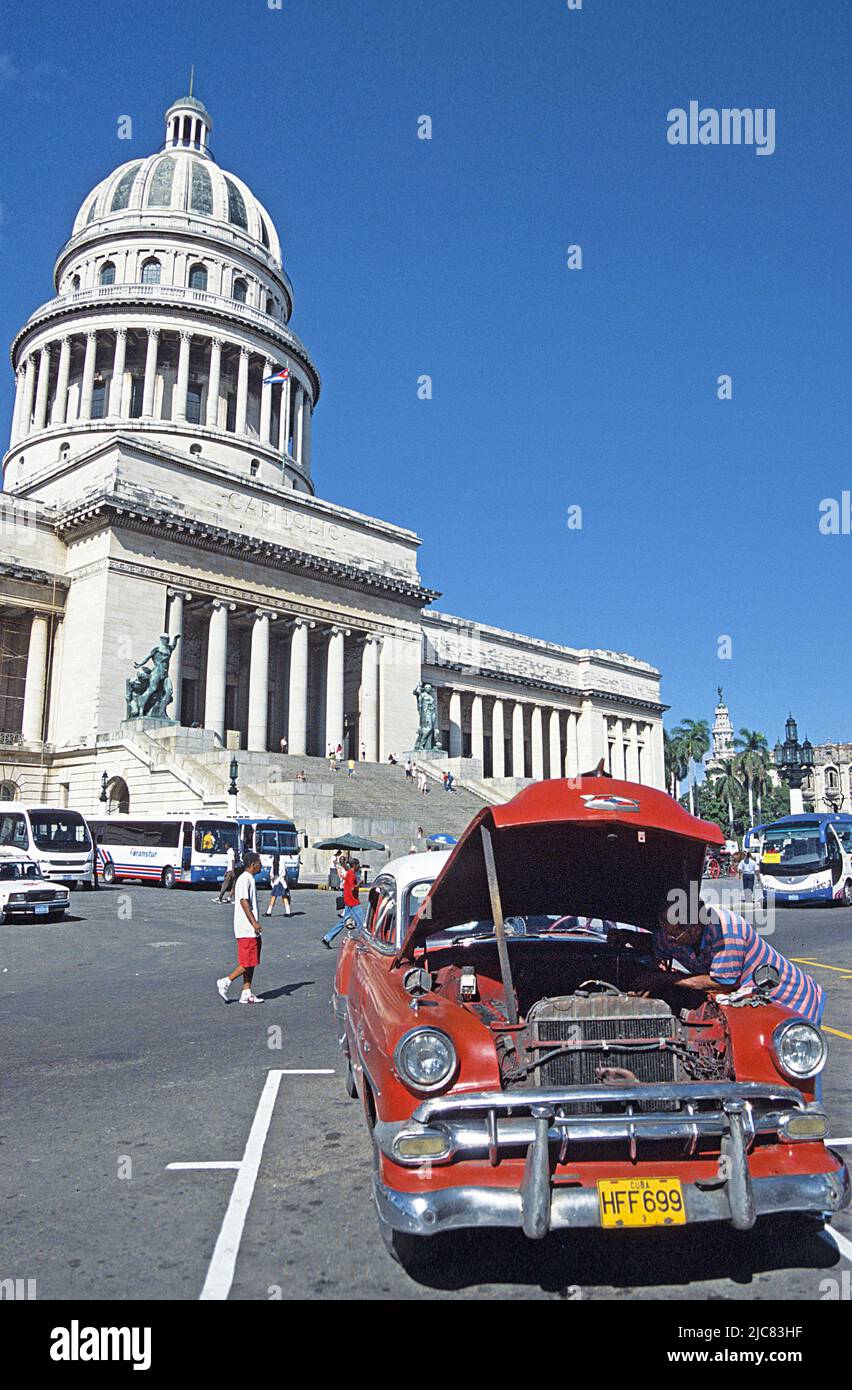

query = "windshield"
[[0, 862, 42, 880], [30, 812, 92, 852], [422, 915, 637, 949], [194, 822, 240, 854], [761, 825, 828, 877], [257, 827, 298, 854]]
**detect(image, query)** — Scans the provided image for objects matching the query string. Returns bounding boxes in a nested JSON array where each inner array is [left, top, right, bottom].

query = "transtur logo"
[[50, 1321, 152, 1371]]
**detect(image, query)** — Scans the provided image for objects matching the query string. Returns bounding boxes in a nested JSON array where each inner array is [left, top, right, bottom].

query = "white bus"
[[235, 817, 305, 886], [88, 814, 240, 890], [0, 806, 95, 887], [759, 813, 852, 906]]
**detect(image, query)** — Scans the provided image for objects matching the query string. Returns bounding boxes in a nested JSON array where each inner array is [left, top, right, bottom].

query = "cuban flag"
[[263, 366, 290, 385]]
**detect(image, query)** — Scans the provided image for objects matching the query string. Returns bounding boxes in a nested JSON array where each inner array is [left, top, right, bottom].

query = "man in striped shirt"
[[653, 903, 824, 1026]]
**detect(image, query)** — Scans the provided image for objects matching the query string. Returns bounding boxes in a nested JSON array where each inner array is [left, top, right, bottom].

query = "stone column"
[[324, 626, 345, 753], [448, 689, 462, 758], [79, 331, 98, 420], [33, 345, 52, 431], [260, 359, 273, 446], [46, 616, 64, 745], [293, 383, 305, 463], [167, 589, 189, 723], [577, 699, 603, 774], [548, 709, 562, 780], [108, 329, 127, 418], [360, 635, 381, 762], [142, 328, 160, 417], [492, 699, 505, 778], [206, 338, 222, 428], [173, 331, 191, 422], [248, 610, 275, 752], [531, 706, 544, 780], [11, 366, 27, 444], [204, 600, 231, 740], [301, 399, 312, 472], [626, 722, 640, 782], [471, 694, 484, 762], [511, 702, 525, 778], [19, 355, 37, 437], [21, 614, 50, 743], [51, 337, 72, 427], [287, 618, 309, 755], [235, 347, 249, 434], [278, 369, 291, 454]]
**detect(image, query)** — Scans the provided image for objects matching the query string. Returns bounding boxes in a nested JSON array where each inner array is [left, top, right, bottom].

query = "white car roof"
[[374, 849, 452, 893], [0, 847, 34, 859]]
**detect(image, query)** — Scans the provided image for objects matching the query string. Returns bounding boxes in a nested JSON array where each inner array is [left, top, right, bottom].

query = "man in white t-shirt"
[[216, 853, 264, 1004]]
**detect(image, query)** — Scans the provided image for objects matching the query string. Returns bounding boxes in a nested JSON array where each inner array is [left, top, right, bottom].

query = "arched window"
[[188, 263, 207, 291], [111, 163, 142, 211], [232, 277, 248, 304], [825, 767, 840, 793], [71, 274, 80, 292], [106, 777, 130, 815], [190, 161, 213, 215], [99, 262, 116, 286], [225, 177, 248, 229], [259, 216, 270, 249], [141, 257, 161, 285], [148, 156, 175, 208], [189, 442, 202, 456], [250, 459, 260, 476], [265, 295, 274, 316], [86, 198, 99, 224], [0, 781, 19, 802]]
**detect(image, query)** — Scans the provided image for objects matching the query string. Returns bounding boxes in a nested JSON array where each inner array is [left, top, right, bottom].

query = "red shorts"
[[237, 936, 261, 968]]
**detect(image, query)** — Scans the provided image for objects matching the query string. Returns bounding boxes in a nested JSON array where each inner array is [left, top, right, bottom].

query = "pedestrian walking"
[[265, 854, 292, 917], [279, 735, 288, 754], [445, 770, 455, 792], [405, 758, 413, 781], [347, 757, 355, 777], [336, 742, 344, 767], [216, 852, 264, 1003], [739, 850, 759, 898], [322, 858, 363, 948], [360, 741, 366, 762], [328, 746, 336, 771], [215, 841, 238, 903]]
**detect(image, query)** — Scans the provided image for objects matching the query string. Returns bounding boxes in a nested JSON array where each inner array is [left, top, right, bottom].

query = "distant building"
[[704, 686, 735, 776], [803, 744, 852, 814]]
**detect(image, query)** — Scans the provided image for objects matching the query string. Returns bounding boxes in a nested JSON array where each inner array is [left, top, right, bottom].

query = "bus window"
[[0, 813, 28, 848], [29, 811, 92, 851], [195, 822, 239, 854]]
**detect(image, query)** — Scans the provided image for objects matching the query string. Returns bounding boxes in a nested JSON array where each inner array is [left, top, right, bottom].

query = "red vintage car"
[[333, 778, 850, 1265]]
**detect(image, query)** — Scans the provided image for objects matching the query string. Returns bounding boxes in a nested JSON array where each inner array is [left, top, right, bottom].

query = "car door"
[[343, 875, 396, 1104]]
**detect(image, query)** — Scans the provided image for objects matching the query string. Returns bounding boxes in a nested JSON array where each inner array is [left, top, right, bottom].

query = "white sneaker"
[[239, 991, 264, 1004], [216, 976, 231, 1000]]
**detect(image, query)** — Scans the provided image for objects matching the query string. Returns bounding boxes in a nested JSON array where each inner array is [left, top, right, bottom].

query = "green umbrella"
[[311, 832, 387, 852]]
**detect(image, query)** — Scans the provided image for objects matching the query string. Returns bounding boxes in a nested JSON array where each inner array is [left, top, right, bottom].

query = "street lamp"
[[773, 715, 813, 815], [99, 771, 109, 805], [228, 757, 239, 817]]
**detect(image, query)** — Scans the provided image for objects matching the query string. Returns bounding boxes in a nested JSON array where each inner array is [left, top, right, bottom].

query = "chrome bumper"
[[373, 1081, 850, 1238]]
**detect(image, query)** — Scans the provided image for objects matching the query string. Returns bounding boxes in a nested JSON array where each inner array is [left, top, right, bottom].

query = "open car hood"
[[395, 778, 725, 962]]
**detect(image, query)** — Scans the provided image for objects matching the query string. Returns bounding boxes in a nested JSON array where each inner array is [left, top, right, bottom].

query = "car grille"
[[528, 996, 679, 1111]]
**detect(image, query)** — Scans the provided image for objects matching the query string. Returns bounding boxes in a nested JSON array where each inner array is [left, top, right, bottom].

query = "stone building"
[[803, 744, 852, 814], [0, 94, 666, 832]]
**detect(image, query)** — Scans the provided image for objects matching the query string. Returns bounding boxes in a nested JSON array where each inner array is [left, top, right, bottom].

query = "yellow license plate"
[[597, 1177, 686, 1228], [762, 852, 781, 864]]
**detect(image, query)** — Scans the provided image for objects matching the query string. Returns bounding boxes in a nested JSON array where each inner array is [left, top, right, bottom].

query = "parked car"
[[0, 851, 71, 922], [333, 778, 849, 1266]]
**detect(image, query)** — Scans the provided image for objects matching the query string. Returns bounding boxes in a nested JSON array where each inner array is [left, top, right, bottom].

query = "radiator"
[[526, 994, 678, 1110]]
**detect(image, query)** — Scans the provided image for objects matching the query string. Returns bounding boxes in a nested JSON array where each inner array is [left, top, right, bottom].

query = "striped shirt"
[[705, 908, 824, 1024]]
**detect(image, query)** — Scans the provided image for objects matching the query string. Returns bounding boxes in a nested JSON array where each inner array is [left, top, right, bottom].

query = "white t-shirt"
[[233, 871, 259, 938]]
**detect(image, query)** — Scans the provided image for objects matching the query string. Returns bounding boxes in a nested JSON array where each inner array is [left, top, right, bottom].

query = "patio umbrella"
[[426, 833, 458, 846], [311, 833, 387, 852]]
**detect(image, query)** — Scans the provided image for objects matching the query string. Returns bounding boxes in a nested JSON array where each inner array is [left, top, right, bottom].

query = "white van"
[[0, 806, 95, 887]]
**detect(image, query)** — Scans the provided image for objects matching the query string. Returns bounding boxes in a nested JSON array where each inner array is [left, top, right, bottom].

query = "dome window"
[[189, 442, 202, 456], [141, 257, 161, 285], [232, 277, 248, 304], [99, 262, 116, 286], [148, 156, 175, 208], [225, 177, 248, 230], [111, 163, 142, 212], [188, 263, 208, 291], [86, 198, 99, 225], [71, 274, 80, 292], [250, 459, 260, 477], [265, 295, 274, 316], [190, 161, 213, 216], [259, 216, 270, 249]]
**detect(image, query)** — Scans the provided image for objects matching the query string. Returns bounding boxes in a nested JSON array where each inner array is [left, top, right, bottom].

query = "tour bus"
[[235, 817, 305, 886], [759, 813, 852, 906], [88, 814, 240, 889], [0, 805, 95, 887]]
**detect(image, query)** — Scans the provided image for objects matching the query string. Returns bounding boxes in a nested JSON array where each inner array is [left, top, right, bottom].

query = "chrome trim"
[[373, 1165, 851, 1239], [772, 1018, 827, 1081], [393, 1027, 458, 1095], [413, 1081, 801, 1123]]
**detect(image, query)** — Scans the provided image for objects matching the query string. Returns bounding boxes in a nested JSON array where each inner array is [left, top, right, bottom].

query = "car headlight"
[[7, 893, 26, 903], [773, 1019, 827, 1080], [394, 1029, 457, 1092]]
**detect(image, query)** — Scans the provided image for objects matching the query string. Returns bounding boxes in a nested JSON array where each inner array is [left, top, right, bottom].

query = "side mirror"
[[302, 833, 309, 849]]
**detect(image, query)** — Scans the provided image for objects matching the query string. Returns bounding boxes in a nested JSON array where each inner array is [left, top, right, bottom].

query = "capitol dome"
[[5, 93, 319, 498], [71, 96, 282, 267]]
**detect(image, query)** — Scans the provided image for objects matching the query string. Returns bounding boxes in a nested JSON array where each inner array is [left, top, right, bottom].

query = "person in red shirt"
[[322, 858, 362, 947]]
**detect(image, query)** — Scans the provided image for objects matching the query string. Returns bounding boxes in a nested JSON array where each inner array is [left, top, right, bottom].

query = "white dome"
[[71, 98, 282, 267]]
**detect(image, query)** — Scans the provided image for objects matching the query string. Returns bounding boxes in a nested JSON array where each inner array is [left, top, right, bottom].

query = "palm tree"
[[677, 719, 711, 816], [712, 758, 743, 835], [734, 728, 770, 826], [664, 728, 688, 801]]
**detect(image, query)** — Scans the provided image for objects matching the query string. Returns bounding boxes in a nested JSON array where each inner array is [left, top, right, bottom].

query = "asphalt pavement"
[[2, 881, 851, 1301]]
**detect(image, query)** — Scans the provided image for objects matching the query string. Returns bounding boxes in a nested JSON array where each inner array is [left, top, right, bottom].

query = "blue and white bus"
[[88, 814, 240, 889], [235, 817, 304, 886], [759, 813, 852, 906]]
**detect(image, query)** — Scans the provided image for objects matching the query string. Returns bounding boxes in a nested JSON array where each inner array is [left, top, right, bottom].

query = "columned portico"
[[324, 625, 345, 752], [287, 618, 310, 756], [21, 614, 50, 743], [167, 589, 190, 722], [360, 635, 381, 762], [248, 609, 275, 751], [204, 600, 233, 739]]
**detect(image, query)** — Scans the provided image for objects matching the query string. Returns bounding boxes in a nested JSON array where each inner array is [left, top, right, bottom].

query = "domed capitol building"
[[0, 94, 665, 851]]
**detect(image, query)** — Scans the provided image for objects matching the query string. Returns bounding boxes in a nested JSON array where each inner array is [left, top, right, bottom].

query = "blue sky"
[[1, 0, 848, 746]]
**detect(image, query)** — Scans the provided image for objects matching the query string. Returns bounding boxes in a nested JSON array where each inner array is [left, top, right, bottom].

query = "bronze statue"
[[717, 685, 724, 704], [413, 681, 439, 751], [125, 633, 180, 719]]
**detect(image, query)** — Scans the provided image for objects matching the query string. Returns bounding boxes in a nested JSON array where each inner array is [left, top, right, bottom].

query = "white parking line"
[[825, 1226, 852, 1264], [827, 1137, 852, 1146], [167, 1067, 335, 1301]]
